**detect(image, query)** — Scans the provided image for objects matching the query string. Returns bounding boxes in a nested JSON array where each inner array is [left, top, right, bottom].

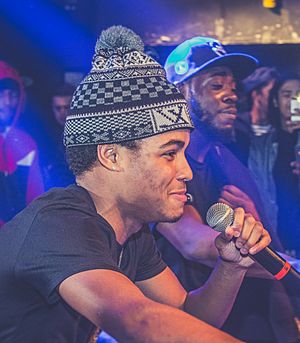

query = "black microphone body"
[[206, 203, 300, 296]]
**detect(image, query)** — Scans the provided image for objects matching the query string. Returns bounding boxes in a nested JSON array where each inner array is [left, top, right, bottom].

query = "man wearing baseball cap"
[[156, 37, 298, 342], [0, 26, 272, 343]]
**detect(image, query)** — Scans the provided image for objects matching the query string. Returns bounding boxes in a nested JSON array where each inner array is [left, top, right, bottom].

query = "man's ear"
[[273, 97, 278, 108], [97, 144, 122, 171]]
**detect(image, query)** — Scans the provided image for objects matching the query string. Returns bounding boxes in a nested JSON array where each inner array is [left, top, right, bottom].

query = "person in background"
[[271, 73, 300, 258], [235, 69, 300, 260], [235, 69, 300, 320], [43, 82, 75, 189], [0, 60, 44, 227], [0, 26, 272, 343], [155, 37, 299, 342], [235, 67, 279, 232], [52, 83, 75, 127]]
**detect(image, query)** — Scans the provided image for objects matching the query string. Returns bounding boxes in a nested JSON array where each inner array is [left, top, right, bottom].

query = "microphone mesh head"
[[206, 203, 234, 232]]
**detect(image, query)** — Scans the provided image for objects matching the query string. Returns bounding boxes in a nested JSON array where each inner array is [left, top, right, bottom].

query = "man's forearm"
[[158, 219, 274, 279], [184, 258, 247, 328], [102, 297, 242, 343]]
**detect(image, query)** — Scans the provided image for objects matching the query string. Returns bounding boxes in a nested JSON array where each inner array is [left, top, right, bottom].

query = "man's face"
[[0, 88, 20, 126], [118, 130, 192, 223], [52, 95, 72, 126], [189, 66, 238, 139], [277, 79, 300, 122]]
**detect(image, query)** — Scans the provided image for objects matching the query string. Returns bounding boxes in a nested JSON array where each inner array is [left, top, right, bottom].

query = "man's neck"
[[77, 178, 142, 245]]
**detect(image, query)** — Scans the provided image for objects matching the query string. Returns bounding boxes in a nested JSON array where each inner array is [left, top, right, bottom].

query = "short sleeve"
[[134, 227, 166, 282], [15, 207, 120, 304]]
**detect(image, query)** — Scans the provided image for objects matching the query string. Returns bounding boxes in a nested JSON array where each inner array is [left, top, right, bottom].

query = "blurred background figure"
[[0, 60, 44, 227], [271, 73, 300, 258], [235, 67, 280, 232], [52, 83, 74, 127], [42, 82, 75, 190], [236, 70, 300, 258]]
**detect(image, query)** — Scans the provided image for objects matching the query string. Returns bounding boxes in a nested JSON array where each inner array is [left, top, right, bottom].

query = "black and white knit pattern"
[[64, 44, 193, 147], [70, 76, 179, 109], [64, 100, 191, 146]]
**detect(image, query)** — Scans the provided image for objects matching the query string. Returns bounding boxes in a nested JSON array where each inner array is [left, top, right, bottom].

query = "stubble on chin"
[[157, 208, 184, 224], [191, 111, 235, 143]]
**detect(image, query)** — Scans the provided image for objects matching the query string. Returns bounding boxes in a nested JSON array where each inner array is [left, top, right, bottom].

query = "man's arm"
[[157, 205, 273, 278], [185, 207, 272, 325], [144, 207, 271, 327], [59, 268, 239, 343], [137, 255, 247, 328], [157, 205, 219, 266]]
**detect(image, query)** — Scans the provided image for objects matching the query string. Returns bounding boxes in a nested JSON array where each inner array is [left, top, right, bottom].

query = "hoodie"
[[0, 61, 44, 226]]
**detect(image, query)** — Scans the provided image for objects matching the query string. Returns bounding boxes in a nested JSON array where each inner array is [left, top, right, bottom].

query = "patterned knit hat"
[[63, 26, 193, 147]]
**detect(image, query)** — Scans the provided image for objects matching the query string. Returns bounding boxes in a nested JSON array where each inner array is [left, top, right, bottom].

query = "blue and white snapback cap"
[[164, 37, 259, 85]]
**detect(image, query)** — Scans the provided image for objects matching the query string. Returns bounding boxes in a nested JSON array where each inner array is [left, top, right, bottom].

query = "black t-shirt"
[[0, 185, 166, 343]]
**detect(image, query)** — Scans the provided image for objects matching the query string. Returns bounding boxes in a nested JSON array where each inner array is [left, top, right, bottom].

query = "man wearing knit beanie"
[[0, 26, 271, 343]]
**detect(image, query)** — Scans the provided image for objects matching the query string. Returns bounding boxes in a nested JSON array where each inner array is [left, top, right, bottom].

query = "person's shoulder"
[[35, 185, 96, 213], [27, 185, 111, 235]]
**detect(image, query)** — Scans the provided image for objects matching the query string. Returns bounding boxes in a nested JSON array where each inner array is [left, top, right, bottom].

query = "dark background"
[[0, 0, 299, 148]]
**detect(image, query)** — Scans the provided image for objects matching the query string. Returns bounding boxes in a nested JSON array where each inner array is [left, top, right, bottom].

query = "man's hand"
[[218, 185, 260, 220], [214, 207, 271, 268]]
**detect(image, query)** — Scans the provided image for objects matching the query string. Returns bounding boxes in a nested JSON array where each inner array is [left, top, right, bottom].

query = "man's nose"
[[223, 89, 238, 104], [177, 156, 193, 182]]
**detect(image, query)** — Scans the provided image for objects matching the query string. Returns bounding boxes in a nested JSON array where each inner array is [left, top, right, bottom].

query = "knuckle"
[[233, 221, 243, 231], [234, 207, 245, 215], [245, 215, 256, 226], [254, 221, 264, 233]]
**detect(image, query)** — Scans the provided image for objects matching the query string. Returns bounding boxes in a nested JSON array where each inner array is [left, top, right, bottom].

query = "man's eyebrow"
[[159, 140, 185, 149], [202, 71, 235, 87]]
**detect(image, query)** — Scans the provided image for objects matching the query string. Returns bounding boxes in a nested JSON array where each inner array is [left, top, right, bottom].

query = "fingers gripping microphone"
[[206, 203, 300, 295]]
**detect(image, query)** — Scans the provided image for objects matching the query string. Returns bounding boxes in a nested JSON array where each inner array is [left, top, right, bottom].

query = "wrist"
[[217, 256, 249, 272]]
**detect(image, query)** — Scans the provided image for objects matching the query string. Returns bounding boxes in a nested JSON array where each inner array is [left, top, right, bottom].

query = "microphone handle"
[[251, 246, 300, 296]]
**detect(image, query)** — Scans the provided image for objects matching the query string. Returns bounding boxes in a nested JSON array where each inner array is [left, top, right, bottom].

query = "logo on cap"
[[175, 61, 189, 75], [208, 41, 227, 57]]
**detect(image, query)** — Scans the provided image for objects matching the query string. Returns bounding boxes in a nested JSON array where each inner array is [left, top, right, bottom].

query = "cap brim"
[[190, 53, 259, 81]]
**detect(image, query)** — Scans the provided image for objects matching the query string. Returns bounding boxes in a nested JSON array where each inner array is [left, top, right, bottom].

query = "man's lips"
[[221, 108, 237, 116], [169, 190, 188, 202]]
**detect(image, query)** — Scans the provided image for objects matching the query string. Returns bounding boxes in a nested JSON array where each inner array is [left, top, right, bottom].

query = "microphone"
[[206, 203, 300, 295]]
